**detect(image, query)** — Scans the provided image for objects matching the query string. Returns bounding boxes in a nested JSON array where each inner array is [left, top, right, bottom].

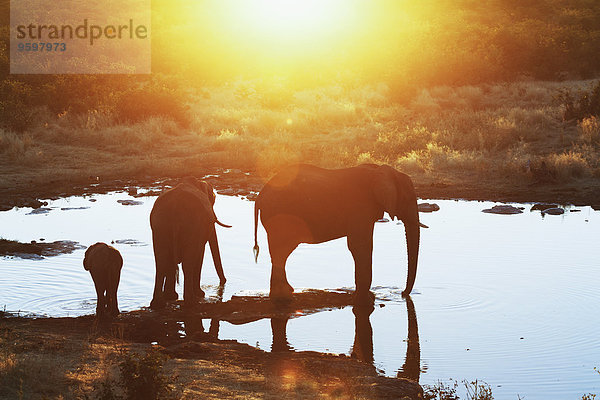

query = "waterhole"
[[1, 191, 599, 399]]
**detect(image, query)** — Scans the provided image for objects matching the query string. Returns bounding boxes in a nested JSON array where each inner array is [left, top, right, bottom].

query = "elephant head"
[[371, 165, 426, 296], [183, 177, 231, 229]]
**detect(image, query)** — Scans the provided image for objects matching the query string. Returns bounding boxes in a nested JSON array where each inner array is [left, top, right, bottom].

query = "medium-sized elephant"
[[150, 177, 230, 309], [83, 242, 123, 317], [253, 164, 426, 305]]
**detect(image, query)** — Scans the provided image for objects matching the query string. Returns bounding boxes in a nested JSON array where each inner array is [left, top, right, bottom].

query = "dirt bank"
[[1, 167, 599, 213], [0, 290, 422, 399]]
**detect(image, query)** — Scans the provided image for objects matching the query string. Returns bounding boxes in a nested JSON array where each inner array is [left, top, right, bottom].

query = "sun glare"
[[210, 0, 361, 59], [243, 0, 345, 36]]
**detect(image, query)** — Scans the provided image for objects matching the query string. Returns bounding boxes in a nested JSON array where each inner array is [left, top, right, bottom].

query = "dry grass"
[[0, 319, 394, 400], [0, 325, 94, 399], [0, 130, 33, 158], [1, 79, 599, 199], [579, 116, 600, 144]]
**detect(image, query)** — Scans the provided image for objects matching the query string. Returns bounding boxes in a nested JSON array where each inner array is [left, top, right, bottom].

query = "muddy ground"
[[1, 291, 422, 399]]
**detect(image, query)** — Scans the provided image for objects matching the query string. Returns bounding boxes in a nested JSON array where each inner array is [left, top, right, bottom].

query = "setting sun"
[[233, 0, 349, 38], [204, 0, 362, 61]]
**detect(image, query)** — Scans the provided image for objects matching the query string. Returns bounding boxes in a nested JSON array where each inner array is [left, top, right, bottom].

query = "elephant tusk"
[[419, 222, 429, 229], [216, 219, 232, 228]]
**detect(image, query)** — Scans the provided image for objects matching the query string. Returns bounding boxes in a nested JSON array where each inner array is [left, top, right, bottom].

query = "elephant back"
[[150, 183, 216, 263], [83, 242, 122, 271]]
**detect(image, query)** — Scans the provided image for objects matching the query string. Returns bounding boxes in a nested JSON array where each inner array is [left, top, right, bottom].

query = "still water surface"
[[0, 192, 599, 399]]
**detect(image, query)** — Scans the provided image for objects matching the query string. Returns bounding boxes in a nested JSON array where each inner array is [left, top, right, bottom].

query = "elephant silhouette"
[[150, 176, 230, 309], [254, 164, 426, 305], [83, 242, 123, 317]]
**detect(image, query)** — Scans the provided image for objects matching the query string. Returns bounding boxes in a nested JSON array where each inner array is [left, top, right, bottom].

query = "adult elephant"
[[150, 177, 230, 309], [253, 164, 426, 304]]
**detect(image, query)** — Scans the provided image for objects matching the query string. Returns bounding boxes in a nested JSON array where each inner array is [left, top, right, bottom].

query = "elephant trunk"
[[209, 226, 226, 285], [402, 217, 420, 297]]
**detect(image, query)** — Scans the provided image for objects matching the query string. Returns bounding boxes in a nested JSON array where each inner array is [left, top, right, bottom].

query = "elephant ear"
[[83, 248, 93, 271], [83, 243, 109, 271], [203, 181, 216, 206], [371, 166, 398, 220]]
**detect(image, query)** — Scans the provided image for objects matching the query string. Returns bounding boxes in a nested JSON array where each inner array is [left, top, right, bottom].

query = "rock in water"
[[541, 208, 564, 215], [530, 203, 559, 212], [117, 199, 143, 206], [482, 205, 523, 215], [418, 203, 440, 213]]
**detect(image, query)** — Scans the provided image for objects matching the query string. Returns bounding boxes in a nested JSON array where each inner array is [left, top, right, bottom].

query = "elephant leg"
[[267, 234, 296, 299], [161, 248, 178, 302], [150, 271, 166, 309], [164, 269, 178, 301], [95, 287, 106, 316], [91, 270, 106, 316], [151, 233, 176, 309], [182, 249, 205, 307], [192, 243, 206, 301], [107, 267, 121, 317], [347, 224, 375, 306]]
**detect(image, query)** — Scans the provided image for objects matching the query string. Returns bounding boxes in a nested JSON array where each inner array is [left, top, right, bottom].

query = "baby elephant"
[[83, 242, 123, 317]]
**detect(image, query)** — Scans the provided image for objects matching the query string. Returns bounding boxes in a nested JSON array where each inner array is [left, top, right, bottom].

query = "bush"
[[95, 348, 176, 400], [114, 85, 190, 127], [118, 348, 174, 400], [579, 116, 600, 144], [546, 151, 591, 180], [374, 125, 433, 160], [423, 379, 494, 400], [557, 80, 600, 121], [0, 80, 34, 132], [0, 130, 32, 157], [423, 380, 459, 400]]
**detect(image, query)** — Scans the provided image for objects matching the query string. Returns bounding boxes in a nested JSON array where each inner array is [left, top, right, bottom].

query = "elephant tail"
[[216, 219, 232, 228], [253, 202, 260, 263]]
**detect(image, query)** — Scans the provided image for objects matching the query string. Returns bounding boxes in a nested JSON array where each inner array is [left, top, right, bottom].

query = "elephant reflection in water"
[[268, 297, 421, 382], [396, 296, 421, 382], [181, 287, 225, 340], [151, 288, 225, 343], [183, 316, 221, 340]]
